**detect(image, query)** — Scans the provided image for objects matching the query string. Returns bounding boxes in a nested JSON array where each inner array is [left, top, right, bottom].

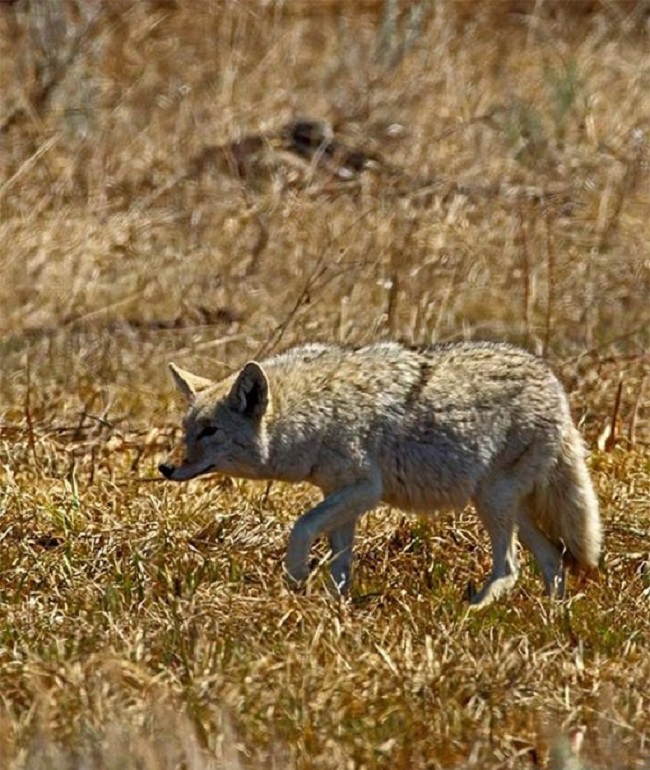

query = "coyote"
[[159, 341, 602, 606]]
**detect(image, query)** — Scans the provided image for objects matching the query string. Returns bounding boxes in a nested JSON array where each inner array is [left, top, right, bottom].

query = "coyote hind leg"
[[517, 498, 566, 598], [470, 478, 525, 607], [470, 503, 519, 607]]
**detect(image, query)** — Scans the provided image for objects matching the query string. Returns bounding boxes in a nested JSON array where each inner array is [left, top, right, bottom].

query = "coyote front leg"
[[285, 478, 382, 593], [328, 520, 357, 594]]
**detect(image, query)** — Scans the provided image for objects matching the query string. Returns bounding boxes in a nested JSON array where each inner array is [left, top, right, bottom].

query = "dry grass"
[[0, 1, 649, 767]]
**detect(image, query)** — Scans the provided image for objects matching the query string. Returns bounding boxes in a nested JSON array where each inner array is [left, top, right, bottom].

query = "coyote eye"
[[197, 425, 219, 440]]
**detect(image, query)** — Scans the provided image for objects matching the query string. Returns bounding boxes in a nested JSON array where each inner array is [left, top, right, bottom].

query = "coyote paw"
[[468, 574, 518, 608], [544, 572, 567, 600], [283, 560, 309, 592], [284, 574, 307, 595], [328, 569, 352, 597]]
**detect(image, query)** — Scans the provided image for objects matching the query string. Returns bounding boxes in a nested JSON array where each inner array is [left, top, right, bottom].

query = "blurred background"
[[0, 0, 648, 442]]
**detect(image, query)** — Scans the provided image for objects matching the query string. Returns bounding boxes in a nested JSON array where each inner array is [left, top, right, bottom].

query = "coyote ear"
[[227, 361, 269, 418], [168, 363, 214, 403]]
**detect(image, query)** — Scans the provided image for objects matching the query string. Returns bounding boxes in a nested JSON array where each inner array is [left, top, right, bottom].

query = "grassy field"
[[0, 1, 649, 767]]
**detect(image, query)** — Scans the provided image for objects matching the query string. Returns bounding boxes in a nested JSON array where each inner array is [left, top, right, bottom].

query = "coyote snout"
[[160, 341, 602, 606], [157, 459, 217, 481]]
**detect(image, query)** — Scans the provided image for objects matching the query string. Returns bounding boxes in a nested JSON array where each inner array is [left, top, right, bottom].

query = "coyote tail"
[[535, 423, 602, 570]]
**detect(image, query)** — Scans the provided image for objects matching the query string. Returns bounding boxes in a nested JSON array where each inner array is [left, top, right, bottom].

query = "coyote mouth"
[[158, 462, 217, 481]]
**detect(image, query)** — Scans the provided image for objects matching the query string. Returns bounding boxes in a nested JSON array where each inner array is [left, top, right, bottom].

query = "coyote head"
[[159, 361, 270, 482]]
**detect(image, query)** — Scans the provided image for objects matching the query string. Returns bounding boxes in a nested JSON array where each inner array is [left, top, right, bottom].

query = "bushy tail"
[[534, 424, 602, 570]]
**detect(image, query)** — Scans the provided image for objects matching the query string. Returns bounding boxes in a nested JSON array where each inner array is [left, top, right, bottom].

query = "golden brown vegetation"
[[0, 1, 649, 767]]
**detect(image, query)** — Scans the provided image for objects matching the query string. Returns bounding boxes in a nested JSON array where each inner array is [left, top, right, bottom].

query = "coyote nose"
[[158, 463, 175, 479]]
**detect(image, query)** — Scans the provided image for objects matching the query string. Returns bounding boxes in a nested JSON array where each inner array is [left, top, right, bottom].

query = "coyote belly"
[[160, 341, 602, 606]]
